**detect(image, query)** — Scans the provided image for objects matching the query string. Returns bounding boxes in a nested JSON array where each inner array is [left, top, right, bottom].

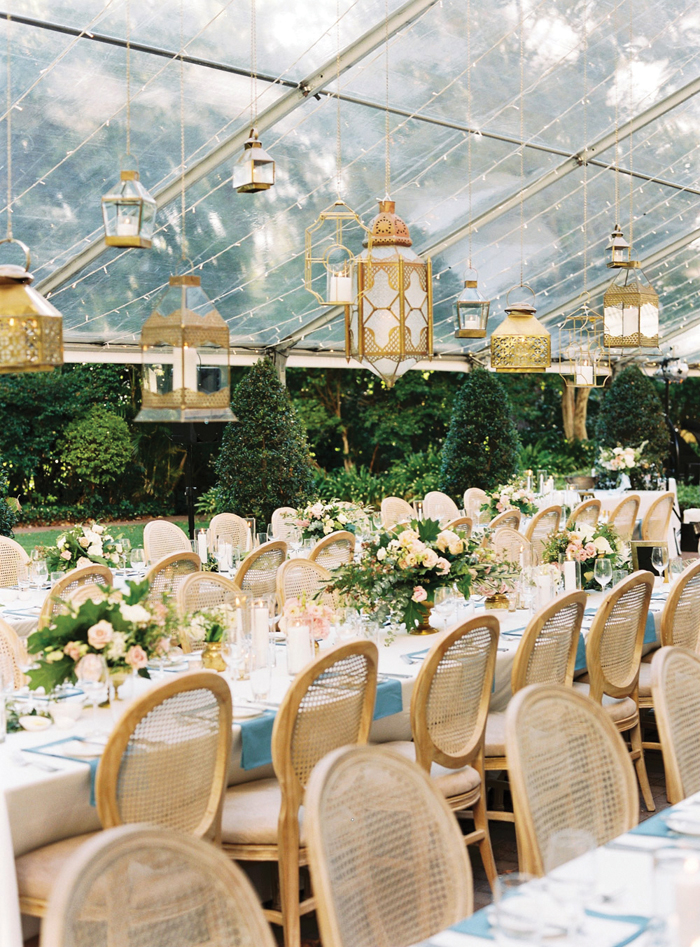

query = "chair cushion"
[[221, 777, 305, 847], [16, 832, 99, 903], [638, 662, 652, 698], [384, 742, 481, 798], [485, 712, 506, 757], [573, 682, 638, 722]]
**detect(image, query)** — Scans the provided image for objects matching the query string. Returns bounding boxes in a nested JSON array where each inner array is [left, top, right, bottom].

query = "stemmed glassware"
[[594, 558, 612, 592], [432, 587, 454, 626], [652, 546, 669, 581], [288, 528, 303, 558], [76, 654, 108, 736], [129, 548, 146, 574]]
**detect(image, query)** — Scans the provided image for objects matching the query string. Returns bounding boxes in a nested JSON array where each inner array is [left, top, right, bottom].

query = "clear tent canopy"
[[2, 0, 700, 371]]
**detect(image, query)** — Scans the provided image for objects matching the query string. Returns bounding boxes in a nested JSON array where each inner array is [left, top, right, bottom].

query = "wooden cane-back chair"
[[41, 824, 278, 947], [233, 540, 287, 597], [641, 491, 675, 541], [16, 673, 233, 918], [491, 527, 529, 565], [305, 745, 473, 947], [277, 558, 335, 609], [505, 684, 638, 876], [38, 565, 114, 630], [484, 592, 586, 824], [209, 512, 250, 551], [567, 499, 601, 529], [221, 641, 378, 947], [142, 519, 191, 564], [308, 531, 355, 570], [576, 570, 655, 810], [67, 583, 108, 608], [423, 491, 459, 523], [489, 509, 522, 531], [144, 552, 200, 607], [651, 647, 700, 805], [608, 494, 641, 542], [272, 507, 298, 541], [0, 616, 26, 689], [0, 536, 29, 588], [380, 496, 414, 529], [464, 488, 488, 525], [383, 617, 498, 887], [177, 572, 243, 616], [444, 516, 473, 536], [524, 505, 562, 565]]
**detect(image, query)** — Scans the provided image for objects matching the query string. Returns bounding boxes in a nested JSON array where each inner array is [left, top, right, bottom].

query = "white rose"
[[87, 544, 103, 557], [120, 603, 151, 624], [403, 553, 418, 568], [106, 631, 127, 660], [93, 525, 104, 535], [448, 540, 464, 556], [78, 536, 90, 548], [110, 553, 119, 564], [77, 556, 91, 568], [399, 529, 419, 547], [337, 513, 348, 525], [115, 543, 123, 554], [422, 548, 439, 568], [577, 524, 595, 541], [376, 547, 387, 561], [594, 537, 612, 555], [56, 536, 66, 549], [323, 524, 333, 535]]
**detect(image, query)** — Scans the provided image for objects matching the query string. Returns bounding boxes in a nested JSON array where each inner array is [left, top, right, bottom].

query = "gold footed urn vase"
[[484, 593, 510, 610], [410, 602, 438, 635], [202, 641, 226, 671]]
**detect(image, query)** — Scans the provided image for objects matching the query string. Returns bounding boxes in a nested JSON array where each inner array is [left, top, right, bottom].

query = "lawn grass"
[[13, 519, 209, 554]]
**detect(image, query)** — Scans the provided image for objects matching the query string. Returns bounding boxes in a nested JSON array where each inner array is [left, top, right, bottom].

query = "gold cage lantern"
[[101, 167, 157, 249], [346, 198, 433, 387], [304, 199, 367, 311], [135, 275, 235, 423], [0, 239, 63, 373], [490, 285, 550, 372], [558, 305, 611, 389], [603, 225, 659, 349], [454, 269, 489, 338], [233, 128, 275, 194]]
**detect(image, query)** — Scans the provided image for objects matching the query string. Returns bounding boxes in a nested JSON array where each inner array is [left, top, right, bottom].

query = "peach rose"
[[125, 645, 148, 669], [64, 641, 82, 661], [412, 586, 428, 603], [87, 620, 113, 650]]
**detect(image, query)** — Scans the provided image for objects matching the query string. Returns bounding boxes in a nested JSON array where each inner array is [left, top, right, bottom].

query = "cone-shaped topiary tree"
[[215, 358, 316, 524], [0, 462, 17, 537], [439, 367, 521, 496], [595, 365, 668, 486]]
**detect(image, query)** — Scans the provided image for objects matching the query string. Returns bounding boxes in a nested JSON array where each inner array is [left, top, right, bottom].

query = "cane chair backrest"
[[411, 617, 498, 772], [489, 509, 522, 531], [492, 526, 528, 564], [96, 673, 232, 841], [309, 531, 355, 570], [505, 684, 638, 876], [68, 583, 107, 608], [271, 507, 298, 542], [209, 513, 250, 551], [142, 519, 191, 564], [660, 559, 700, 651], [464, 488, 488, 525], [511, 591, 586, 694], [277, 558, 335, 609], [0, 536, 29, 588], [423, 491, 459, 523], [38, 565, 114, 629], [641, 492, 675, 542], [305, 745, 473, 947], [177, 572, 243, 617], [567, 499, 601, 530], [651, 647, 700, 804], [525, 506, 562, 564], [40, 824, 277, 947], [144, 552, 200, 607], [0, 617, 25, 689], [381, 497, 414, 529], [584, 571, 654, 703], [444, 516, 473, 536], [233, 540, 286, 597], [608, 495, 640, 542]]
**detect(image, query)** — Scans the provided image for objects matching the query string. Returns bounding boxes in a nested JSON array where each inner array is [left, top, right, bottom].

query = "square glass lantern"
[[603, 266, 660, 349], [454, 275, 489, 338], [102, 170, 157, 248], [233, 128, 275, 194]]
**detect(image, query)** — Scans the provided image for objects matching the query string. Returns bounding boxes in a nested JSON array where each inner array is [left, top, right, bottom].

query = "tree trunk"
[[562, 385, 575, 440], [574, 387, 591, 441]]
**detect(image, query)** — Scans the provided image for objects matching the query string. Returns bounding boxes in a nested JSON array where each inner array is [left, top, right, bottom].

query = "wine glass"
[[594, 558, 613, 592], [16, 564, 30, 600], [119, 537, 132, 573], [33, 561, 48, 588], [129, 548, 146, 573], [652, 546, 669, 581], [288, 528, 303, 558], [432, 587, 453, 626], [76, 654, 107, 736]]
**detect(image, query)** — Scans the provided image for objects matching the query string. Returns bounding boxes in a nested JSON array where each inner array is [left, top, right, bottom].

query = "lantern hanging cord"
[[519, 0, 524, 286], [6, 13, 11, 240], [614, 0, 619, 225], [583, 0, 587, 290], [336, 0, 341, 196], [384, 0, 390, 198], [180, 0, 186, 262], [125, 0, 131, 155], [467, 0, 472, 269], [251, 0, 257, 126], [629, 0, 633, 247]]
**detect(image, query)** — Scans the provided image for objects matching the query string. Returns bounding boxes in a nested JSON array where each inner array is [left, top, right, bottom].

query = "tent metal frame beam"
[[36, 0, 442, 295]]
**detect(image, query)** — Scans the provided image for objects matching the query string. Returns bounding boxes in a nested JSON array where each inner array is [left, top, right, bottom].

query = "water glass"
[[433, 587, 453, 625], [250, 642, 272, 701], [670, 557, 686, 580], [76, 653, 107, 736], [544, 830, 596, 937], [288, 528, 302, 557], [130, 548, 146, 572], [50, 571, 64, 586], [494, 873, 540, 946], [652, 546, 669, 580], [17, 564, 30, 598], [594, 558, 612, 591], [33, 561, 48, 587]]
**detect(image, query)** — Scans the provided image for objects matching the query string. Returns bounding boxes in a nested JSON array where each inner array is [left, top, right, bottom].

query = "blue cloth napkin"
[[239, 678, 404, 771], [24, 737, 101, 805], [584, 607, 658, 646], [449, 907, 648, 945], [407, 648, 430, 660], [630, 812, 674, 838]]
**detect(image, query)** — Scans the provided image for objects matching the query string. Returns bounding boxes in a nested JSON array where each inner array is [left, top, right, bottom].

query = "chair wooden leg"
[[629, 721, 655, 812], [472, 788, 498, 891], [278, 815, 302, 947]]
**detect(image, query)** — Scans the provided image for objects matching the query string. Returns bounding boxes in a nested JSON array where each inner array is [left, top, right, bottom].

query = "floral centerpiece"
[[187, 604, 235, 670], [42, 522, 124, 573], [541, 521, 630, 590], [279, 595, 334, 641], [597, 441, 651, 488], [288, 500, 370, 542], [25, 580, 172, 693], [481, 481, 538, 520], [470, 544, 521, 600]]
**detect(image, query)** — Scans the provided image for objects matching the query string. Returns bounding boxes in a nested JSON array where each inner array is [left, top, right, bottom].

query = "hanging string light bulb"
[[491, 0, 550, 372], [136, 4, 234, 424], [233, 0, 275, 193], [603, 0, 659, 350], [101, 0, 156, 247], [0, 15, 62, 374], [455, 0, 489, 340], [346, 0, 433, 386]]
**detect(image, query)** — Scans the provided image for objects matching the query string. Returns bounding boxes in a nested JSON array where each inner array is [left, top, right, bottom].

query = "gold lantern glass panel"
[[101, 168, 157, 249], [455, 269, 489, 338], [0, 239, 63, 374], [135, 275, 235, 423], [607, 224, 631, 267], [346, 199, 433, 387], [304, 200, 367, 310], [490, 285, 550, 372], [233, 128, 275, 194], [558, 304, 611, 389], [603, 265, 660, 349]]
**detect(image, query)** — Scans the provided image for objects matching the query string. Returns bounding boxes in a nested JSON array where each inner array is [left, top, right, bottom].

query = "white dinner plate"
[[665, 814, 700, 836], [232, 705, 264, 720]]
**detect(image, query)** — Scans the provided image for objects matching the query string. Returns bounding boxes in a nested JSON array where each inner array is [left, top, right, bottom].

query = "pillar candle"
[[564, 559, 577, 592], [252, 603, 268, 656], [197, 529, 208, 562], [329, 274, 352, 303], [287, 623, 312, 676]]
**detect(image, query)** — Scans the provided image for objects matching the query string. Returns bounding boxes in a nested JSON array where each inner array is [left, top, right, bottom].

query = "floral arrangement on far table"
[[25, 580, 173, 693], [469, 544, 521, 598], [288, 499, 370, 542], [42, 522, 124, 573], [279, 595, 334, 640], [187, 604, 234, 645], [481, 481, 538, 520], [541, 521, 630, 590], [598, 441, 648, 474]]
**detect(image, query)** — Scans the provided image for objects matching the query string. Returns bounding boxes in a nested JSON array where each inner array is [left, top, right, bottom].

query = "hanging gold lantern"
[[233, 128, 275, 194], [558, 304, 611, 389], [603, 265, 660, 349], [0, 239, 63, 374], [135, 274, 235, 423], [304, 199, 367, 311], [346, 198, 433, 387], [490, 286, 550, 372], [102, 166, 157, 248], [607, 223, 631, 267], [455, 268, 489, 338]]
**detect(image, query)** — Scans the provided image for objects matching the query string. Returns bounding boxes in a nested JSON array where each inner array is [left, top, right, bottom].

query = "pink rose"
[[412, 586, 428, 603], [584, 543, 597, 558], [436, 557, 451, 575], [125, 645, 148, 669], [87, 620, 113, 649], [575, 548, 589, 562], [64, 641, 82, 661], [60, 550, 71, 560]]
